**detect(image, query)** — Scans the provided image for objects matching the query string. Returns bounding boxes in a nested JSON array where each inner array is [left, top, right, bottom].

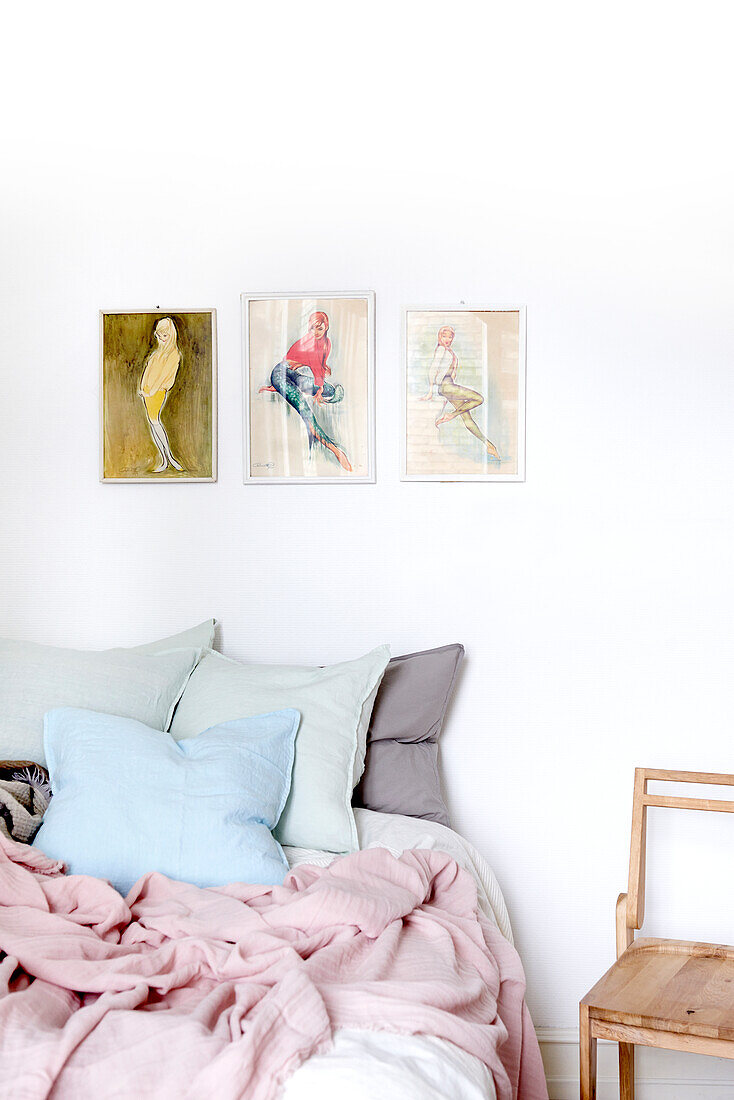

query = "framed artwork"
[[243, 292, 375, 483], [402, 306, 526, 482], [100, 309, 217, 483]]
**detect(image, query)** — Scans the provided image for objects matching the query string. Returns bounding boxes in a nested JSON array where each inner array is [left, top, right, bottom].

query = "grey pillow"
[[354, 643, 464, 826]]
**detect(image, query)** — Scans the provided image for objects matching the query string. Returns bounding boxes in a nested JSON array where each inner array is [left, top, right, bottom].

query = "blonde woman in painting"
[[138, 317, 184, 472], [421, 325, 500, 460]]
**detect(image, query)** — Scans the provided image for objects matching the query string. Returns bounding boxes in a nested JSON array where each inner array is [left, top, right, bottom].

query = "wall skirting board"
[[537, 1028, 734, 1099]]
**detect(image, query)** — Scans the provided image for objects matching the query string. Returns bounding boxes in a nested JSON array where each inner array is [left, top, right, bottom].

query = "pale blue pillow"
[[35, 707, 299, 896]]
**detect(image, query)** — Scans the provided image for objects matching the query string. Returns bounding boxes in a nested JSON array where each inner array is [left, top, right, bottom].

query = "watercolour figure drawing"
[[138, 317, 184, 472], [259, 310, 351, 471]]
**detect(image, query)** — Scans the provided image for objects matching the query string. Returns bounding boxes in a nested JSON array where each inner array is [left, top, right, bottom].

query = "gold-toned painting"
[[402, 306, 526, 482], [101, 309, 217, 482]]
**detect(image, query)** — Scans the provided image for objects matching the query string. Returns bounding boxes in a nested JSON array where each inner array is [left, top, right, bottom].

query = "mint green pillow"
[[123, 620, 216, 654], [171, 646, 390, 854], [0, 640, 200, 766]]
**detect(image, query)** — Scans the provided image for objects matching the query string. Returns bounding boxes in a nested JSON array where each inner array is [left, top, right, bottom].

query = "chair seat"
[[582, 938, 734, 1041]]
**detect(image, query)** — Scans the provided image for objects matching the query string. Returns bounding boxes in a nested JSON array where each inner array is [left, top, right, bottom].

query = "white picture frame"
[[242, 291, 375, 484], [401, 305, 526, 482]]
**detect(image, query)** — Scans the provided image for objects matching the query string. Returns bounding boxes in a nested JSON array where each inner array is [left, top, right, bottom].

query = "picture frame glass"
[[101, 310, 216, 482], [244, 294, 374, 482], [403, 307, 525, 482]]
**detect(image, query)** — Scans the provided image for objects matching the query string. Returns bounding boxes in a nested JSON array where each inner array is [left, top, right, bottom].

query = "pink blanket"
[[0, 832, 547, 1099]]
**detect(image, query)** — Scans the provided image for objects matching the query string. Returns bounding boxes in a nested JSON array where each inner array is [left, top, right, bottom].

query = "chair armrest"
[[616, 892, 633, 958]]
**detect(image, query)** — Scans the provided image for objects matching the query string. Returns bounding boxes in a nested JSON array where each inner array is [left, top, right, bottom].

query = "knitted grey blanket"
[[0, 762, 51, 843]]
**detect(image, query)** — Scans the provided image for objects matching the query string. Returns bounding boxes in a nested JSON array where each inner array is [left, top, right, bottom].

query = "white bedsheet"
[[281, 810, 509, 1100], [282, 1029, 495, 1100]]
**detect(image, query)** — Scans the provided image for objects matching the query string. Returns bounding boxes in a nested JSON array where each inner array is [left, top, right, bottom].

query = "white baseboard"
[[537, 1027, 734, 1099]]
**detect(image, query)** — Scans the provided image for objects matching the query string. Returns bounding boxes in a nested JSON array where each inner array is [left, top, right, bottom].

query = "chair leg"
[[580, 1004, 597, 1099], [619, 1042, 634, 1100]]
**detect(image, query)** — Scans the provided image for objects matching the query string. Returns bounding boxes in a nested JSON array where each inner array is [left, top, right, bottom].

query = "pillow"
[[0, 640, 200, 766], [122, 619, 216, 654], [354, 643, 464, 826], [170, 646, 391, 853], [35, 706, 299, 896]]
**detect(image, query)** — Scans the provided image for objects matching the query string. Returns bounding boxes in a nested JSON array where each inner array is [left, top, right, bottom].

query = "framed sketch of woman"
[[100, 309, 217, 482], [243, 292, 375, 483], [401, 306, 526, 482]]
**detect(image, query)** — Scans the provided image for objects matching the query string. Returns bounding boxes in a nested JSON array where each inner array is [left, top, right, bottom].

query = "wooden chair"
[[580, 768, 734, 1099]]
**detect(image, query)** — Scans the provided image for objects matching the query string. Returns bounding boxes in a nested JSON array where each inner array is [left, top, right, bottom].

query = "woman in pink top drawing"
[[260, 311, 352, 471]]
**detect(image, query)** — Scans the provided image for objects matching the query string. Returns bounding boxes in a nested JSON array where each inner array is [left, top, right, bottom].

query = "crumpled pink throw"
[[0, 830, 547, 1099]]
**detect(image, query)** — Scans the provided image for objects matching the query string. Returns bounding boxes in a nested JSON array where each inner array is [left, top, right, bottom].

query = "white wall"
[[3, 0, 734, 1062]]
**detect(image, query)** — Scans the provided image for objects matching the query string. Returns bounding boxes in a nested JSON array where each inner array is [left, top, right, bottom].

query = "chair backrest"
[[618, 768, 734, 956]]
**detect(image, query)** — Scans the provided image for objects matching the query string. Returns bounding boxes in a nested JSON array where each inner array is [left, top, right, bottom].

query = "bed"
[[0, 628, 548, 1099]]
